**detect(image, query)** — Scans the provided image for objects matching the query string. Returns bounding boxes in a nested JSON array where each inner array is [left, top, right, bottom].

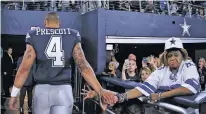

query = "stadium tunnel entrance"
[[105, 36, 206, 71]]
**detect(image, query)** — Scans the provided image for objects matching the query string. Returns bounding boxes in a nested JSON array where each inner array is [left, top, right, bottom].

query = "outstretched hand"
[[81, 84, 108, 111], [81, 84, 97, 100]]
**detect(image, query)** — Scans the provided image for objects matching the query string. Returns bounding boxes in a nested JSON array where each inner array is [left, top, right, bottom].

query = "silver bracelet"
[[158, 93, 162, 101], [116, 93, 128, 103], [99, 88, 105, 96]]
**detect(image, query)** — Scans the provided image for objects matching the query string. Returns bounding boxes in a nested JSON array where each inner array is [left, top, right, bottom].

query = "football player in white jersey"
[[115, 37, 200, 103]]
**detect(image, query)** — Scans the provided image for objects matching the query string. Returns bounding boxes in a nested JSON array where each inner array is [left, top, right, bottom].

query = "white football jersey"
[[135, 60, 200, 96]]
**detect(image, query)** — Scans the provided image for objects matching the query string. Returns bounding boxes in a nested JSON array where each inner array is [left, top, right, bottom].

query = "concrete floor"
[[1, 96, 31, 114], [1, 87, 31, 114]]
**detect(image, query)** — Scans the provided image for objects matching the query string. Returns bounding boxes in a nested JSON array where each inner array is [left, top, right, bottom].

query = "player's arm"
[[11, 45, 36, 97], [73, 43, 103, 93]]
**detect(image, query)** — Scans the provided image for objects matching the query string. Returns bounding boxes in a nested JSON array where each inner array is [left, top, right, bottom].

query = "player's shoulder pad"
[[158, 65, 165, 70], [26, 29, 36, 39], [184, 60, 196, 68], [69, 28, 80, 37]]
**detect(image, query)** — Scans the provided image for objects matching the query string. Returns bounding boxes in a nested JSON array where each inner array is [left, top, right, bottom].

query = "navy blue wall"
[[1, 10, 81, 35], [81, 9, 106, 74], [2, 8, 206, 73], [97, 9, 106, 74], [81, 10, 99, 72], [105, 10, 206, 38]]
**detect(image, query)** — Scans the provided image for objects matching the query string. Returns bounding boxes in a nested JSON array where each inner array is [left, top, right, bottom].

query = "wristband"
[[99, 88, 105, 96], [11, 86, 20, 97], [158, 93, 162, 101], [116, 92, 128, 103]]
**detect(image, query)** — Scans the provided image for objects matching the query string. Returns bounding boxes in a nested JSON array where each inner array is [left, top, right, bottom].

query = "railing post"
[[167, 1, 171, 15], [106, 0, 109, 9], [139, 0, 142, 12], [188, 4, 192, 18], [97, 0, 101, 8]]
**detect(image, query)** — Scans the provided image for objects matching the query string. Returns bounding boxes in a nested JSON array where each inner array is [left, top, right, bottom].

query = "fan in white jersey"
[[115, 37, 200, 103]]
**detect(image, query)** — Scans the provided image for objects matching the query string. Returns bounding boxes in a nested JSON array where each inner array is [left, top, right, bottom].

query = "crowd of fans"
[[1, 0, 206, 20], [103, 49, 206, 114], [1, 0, 81, 12], [105, 50, 206, 86]]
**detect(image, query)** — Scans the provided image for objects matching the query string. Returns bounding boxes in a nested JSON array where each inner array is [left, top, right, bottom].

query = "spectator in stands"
[[128, 53, 136, 61], [140, 67, 152, 82], [17, 52, 35, 113], [122, 59, 139, 82], [199, 9, 206, 20], [111, 50, 119, 64], [103, 51, 121, 78], [198, 57, 206, 91], [3, 2, 20, 10], [50, 0, 57, 11], [141, 55, 159, 73], [2, 47, 14, 97], [144, 0, 155, 13], [43, 1, 50, 11], [103, 61, 121, 78], [193, 9, 203, 20], [149, 56, 160, 72], [170, 1, 179, 16], [160, 0, 168, 15]]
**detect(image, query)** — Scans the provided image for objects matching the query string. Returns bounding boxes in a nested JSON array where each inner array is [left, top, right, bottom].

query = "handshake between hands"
[[81, 84, 161, 111], [81, 84, 124, 111]]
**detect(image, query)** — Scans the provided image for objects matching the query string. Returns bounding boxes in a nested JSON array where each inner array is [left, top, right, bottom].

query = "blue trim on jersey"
[[143, 82, 156, 92], [185, 78, 199, 90], [158, 86, 170, 91], [159, 84, 181, 91], [170, 84, 181, 89], [138, 84, 154, 94]]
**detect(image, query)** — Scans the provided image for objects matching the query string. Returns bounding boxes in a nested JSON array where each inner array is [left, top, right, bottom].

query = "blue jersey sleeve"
[[25, 30, 36, 46]]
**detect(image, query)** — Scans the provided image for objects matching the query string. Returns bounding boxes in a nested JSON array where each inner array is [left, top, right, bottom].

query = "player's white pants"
[[33, 84, 73, 114]]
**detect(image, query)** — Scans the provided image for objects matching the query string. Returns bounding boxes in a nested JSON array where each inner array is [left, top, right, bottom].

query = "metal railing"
[[1, 0, 206, 20], [1, 1, 82, 12], [81, 0, 206, 20]]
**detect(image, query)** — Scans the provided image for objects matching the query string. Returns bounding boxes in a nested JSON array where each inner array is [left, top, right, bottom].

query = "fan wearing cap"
[[114, 37, 200, 103], [108, 61, 121, 77]]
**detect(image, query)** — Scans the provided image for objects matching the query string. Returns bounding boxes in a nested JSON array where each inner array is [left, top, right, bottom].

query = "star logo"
[[170, 38, 176, 45], [179, 18, 191, 36], [26, 33, 30, 39]]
